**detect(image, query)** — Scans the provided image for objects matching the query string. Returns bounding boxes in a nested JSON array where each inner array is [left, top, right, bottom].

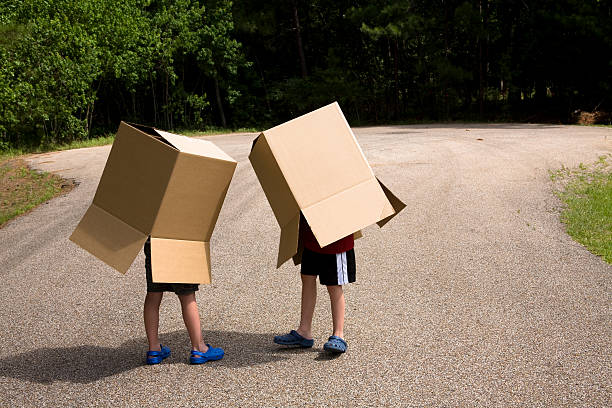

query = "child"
[[274, 216, 355, 353], [143, 237, 224, 365]]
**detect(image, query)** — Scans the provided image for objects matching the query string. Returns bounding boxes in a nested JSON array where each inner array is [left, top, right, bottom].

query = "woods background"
[[1, 0, 611, 149]]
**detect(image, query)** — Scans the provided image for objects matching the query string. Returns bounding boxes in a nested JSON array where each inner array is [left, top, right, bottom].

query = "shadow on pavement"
[[0, 330, 289, 384], [314, 351, 342, 361], [273, 346, 319, 355]]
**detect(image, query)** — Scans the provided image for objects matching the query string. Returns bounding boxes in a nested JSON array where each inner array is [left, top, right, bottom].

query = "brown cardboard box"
[[249, 102, 406, 268], [70, 122, 237, 284]]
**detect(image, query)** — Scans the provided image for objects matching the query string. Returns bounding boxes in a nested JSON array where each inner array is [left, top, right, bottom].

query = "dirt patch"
[[0, 157, 75, 227], [573, 110, 612, 125]]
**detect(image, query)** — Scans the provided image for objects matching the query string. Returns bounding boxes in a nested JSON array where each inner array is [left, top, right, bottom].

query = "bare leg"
[[327, 285, 345, 338], [178, 292, 209, 353], [144, 292, 163, 351], [296, 274, 317, 339]]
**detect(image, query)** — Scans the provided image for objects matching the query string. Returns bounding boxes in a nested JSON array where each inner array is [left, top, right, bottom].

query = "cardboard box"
[[249, 102, 406, 267], [70, 122, 237, 284]]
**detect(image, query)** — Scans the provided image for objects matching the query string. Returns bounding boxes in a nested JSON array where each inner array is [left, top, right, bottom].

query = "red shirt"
[[300, 217, 354, 254]]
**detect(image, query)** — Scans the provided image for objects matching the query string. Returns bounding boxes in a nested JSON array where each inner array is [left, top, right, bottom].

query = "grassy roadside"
[[0, 157, 74, 226], [550, 154, 612, 264], [0, 134, 116, 227], [1, 126, 259, 157], [0, 135, 115, 158]]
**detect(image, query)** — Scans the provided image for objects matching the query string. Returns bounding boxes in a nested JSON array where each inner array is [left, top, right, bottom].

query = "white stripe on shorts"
[[336, 252, 349, 285]]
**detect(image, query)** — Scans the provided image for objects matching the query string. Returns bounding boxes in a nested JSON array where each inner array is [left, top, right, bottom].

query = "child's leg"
[[144, 292, 164, 351], [327, 285, 345, 338], [296, 274, 317, 339], [177, 292, 208, 353]]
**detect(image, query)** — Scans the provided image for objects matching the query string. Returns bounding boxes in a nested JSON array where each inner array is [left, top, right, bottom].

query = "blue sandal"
[[190, 345, 224, 364], [273, 330, 314, 348], [323, 336, 347, 353], [146, 344, 171, 365]]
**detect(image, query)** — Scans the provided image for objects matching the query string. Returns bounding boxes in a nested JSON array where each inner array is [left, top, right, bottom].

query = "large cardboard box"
[[249, 102, 406, 268], [70, 122, 237, 284]]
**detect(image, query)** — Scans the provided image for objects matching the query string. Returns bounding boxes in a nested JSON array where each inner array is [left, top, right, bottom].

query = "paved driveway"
[[1, 124, 611, 406]]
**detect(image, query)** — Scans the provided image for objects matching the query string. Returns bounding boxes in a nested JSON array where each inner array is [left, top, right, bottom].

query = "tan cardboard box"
[[70, 122, 237, 284], [249, 102, 406, 268]]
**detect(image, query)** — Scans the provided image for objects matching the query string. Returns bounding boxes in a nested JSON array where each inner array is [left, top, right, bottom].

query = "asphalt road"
[[1, 124, 611, 407]]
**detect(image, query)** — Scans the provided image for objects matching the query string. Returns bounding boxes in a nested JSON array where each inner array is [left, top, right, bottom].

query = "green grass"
[[178, 127, 259, 136], [0, 158, 69, 226], [0, 134, 116, 160], [550, 154, 612, 263]]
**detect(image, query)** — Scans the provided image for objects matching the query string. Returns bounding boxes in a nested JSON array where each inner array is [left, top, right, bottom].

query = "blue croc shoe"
[[146, 344, 171, 365], [190, 345, 224, 364], [273, 330, 314, 348], [323, 336, 347, 353]]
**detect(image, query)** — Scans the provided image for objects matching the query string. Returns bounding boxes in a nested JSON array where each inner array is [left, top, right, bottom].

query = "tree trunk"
[[292, 0, 308, 78], [132, 92, 136, 117], [255, 55, 271, 112], [150, 73, 157, 126], [535, 80, 547, 106], [478, 0, 487, 118], [393, 38, 400, 118], [215, 78, 227, 128], [87, 100, 95, 137], [165, 70, 171, 129]]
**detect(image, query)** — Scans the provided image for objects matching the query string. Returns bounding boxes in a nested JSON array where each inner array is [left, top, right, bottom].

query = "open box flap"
[[301, 178, 394, 248], [155, 129, 236, 162], [69, 204, 148, 273], [376, 177, 406, 227], [277, 212, 301, 268], [150, 238, 211, 284]]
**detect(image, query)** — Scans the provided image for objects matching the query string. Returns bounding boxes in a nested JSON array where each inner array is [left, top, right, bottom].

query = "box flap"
[[155, 129, 236, 162], [93, 122, 178, 234], [150, 238, 211, 284], [69, 204, 148, 273], [262, 102, 374, 210], [301, 178, 394, 247], [249, 134, 299, 227], [292, 246, 304, 266], [152, 151, 236, 241], [277, 213, 301, 268], [376, 178, 407, 227]]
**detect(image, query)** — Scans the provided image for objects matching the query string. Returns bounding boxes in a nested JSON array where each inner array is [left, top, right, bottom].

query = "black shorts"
[[301, 248, 356, 286], [145, 238, 199, 295]]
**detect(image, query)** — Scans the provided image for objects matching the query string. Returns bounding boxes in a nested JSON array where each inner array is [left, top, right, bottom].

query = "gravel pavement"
[[1, 124, 611, 407]]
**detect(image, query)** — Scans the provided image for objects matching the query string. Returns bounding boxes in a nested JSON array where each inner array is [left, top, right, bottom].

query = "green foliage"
[[1, 0, 612, 149], [0, 0, 246, 149]]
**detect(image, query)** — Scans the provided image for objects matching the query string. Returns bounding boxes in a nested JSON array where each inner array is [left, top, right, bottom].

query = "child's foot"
[[273, 330, 314, 348], [190, 344, 224, 364], [323, 336, 347, 353], [146, 344, 171, 364]]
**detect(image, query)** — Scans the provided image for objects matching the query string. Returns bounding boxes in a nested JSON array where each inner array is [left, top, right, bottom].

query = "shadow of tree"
[[0, 330, 299, 384]]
